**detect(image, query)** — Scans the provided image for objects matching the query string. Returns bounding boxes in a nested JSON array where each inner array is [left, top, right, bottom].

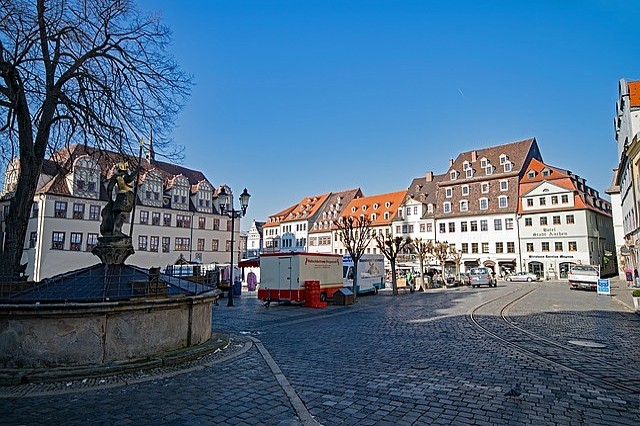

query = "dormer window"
[[371, 213, 377, 221], [352, 206, 357, 213], [450, 170, 457, 180], [527, 170, 536, 178], [373, 203, 379, 210], [384, 212, 390, 220], [385, 201, 391, 208], [463, 161, 470, 170], [542, 169, 551, 176], [362, 205, 367, 212], [480, 158, 488, 168], [427, 203, 433, 213], [465, 169, 473, 178], [485, 166, 493, 176], [499, 154, 508, 165], [503, 162, 512, 172]]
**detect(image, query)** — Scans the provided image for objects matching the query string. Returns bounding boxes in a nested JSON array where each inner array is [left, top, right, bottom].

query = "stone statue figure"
[[100, 162, 137, 237]]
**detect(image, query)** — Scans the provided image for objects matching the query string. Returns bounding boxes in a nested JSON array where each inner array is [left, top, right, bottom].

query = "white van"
[[342, 254, 385, 295]]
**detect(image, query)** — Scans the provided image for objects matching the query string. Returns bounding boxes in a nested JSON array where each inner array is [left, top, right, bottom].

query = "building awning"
[[497, 259, 516, 263], [483, 260, 496, 267], [463, 259, 480, 264], [238, 258, 260, 268]]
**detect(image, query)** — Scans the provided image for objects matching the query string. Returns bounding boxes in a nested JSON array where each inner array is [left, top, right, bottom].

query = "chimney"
[[449, 158, 454, 167], [471, 150, 477, 162], [426, 171, 433, 182]]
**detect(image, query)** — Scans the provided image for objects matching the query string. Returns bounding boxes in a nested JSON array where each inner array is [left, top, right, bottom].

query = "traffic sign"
[[597, 278, 610, 295]]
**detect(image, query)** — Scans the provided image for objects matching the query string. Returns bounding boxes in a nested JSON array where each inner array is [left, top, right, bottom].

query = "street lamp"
[[216, 187, 250, 307]]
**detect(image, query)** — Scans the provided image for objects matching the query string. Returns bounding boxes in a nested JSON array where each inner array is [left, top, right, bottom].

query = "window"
[[504, 163, 512, 172], [162, 237, 170, 253], [507, 242, 515, 253], [449, 222, 455, 233], [561, 194, 569, 203], [419, 223, 425, 232], [406, 206, 411, 216], [54, 201, 67, 218], [496, 242, 504, 253], [479, 198, 488, 210], [482, 242, 489, 253], [480, 220, 488, 231], [396, 225, 401, 234], [461, 243, 469, 253], [481, 183, 489, 193], [197, 238, 205, 251], [540, 217, 548, 226], [494, 219, 502, 230], [227, 220, 232, 231], [445, 188, 453, 198], [505, 218, 514, 230], [198, 217, 206, 229], [212, 239, 219, 251], [176, 215, 191, 228], [439, 223, 446, 233], [541, 242, 550, 252], [175, 237, 190, 251], [413, 206, 418, 215], [524, 217, 532, 227], [553, 216, 561, 225], [527, 171, 536, 178], [500, 154, 507, 165], [226, 240, 232, 252], [52, 232, 65, 250], [500, 181, 508, 191], [384, 212, 390, 220], [152, 212, 160, 226], [539, 197, 546, 206], [29, 232, 37, 248], [450, 170, 457, 180], [466, 169, 473, 178], [555, 242, 563, 252], [32, 201, 39, 218], [69, 232, 82, 251], [462, 185, 470, 196], [485, 166, 493, 176], [140, 210, 149, 225], [566, 214, 575, 224], [87, 233, 98, 251], [73, 203, 85, 220], [470, 221, 478, 232], [551, 196, 558, 205], [498, 196, 508, 208], [150, 236, 159, 252], [89, 205, 101, 220], [526, 243, 534, 252], [163, 213, 172, 227], [426, 223, 432, 232], [461, 221, 468, 232], [471, 243, 478, 253], [402, 225, 408, 233], [480, 159, 488, 168], [568, 241, 577, 252], [138, 235, 148, 251], [526, 199, 533, 207], [443, 202, 452, 213], [460, 200, 468, 211]]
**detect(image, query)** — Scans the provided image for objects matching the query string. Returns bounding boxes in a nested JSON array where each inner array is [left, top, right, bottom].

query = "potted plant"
[[633, 289, 640, 311]]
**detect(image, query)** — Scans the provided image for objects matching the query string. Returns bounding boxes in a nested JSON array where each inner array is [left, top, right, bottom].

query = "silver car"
[[506, 272, 539, 282], [468, 267, 497, 288]]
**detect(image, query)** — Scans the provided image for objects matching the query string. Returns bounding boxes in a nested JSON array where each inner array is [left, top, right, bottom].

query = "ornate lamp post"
[[216, 187, 250, 307]]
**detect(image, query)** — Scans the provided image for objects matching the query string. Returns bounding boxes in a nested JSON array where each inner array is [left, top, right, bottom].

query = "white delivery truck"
[[258, 252, 343, 303], [342, 254, 385, 295]]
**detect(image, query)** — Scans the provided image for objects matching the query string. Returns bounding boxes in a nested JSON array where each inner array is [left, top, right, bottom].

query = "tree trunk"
[[352, 260, 358, 302], [391, 258, 397, 295], [418, 256, 425, 291]]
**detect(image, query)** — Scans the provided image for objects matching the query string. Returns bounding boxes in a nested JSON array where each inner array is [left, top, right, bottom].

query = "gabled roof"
[[606, 168, 620, 195], [340, 190, 407, 227], [629, 81, 640, 108], [264, 204, 297, 228], [405, 172, 446, 206], [447, 138, 541, 181], [282, 193, 331, 223], [309, 188, 363, 234]]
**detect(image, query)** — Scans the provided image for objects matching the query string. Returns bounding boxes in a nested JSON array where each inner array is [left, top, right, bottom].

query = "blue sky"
[[138, 0, 640, 231]]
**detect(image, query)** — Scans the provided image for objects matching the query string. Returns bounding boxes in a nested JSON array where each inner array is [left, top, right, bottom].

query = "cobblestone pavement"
[[2, 281, 639, 425]]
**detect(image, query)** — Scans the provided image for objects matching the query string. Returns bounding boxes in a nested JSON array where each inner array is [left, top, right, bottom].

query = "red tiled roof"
[[340, 190, 407, 226], [629, 81, 640, 108]]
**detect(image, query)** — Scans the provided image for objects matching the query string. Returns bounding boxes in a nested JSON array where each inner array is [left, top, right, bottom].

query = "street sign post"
[[597, 278, 610, 295]]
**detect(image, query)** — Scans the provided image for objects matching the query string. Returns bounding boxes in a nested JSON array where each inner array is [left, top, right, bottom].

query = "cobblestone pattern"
[[2, 283, 639, 425]]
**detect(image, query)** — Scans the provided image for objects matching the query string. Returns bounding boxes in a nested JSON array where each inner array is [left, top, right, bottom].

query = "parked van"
[[342, 254, 385, 294]]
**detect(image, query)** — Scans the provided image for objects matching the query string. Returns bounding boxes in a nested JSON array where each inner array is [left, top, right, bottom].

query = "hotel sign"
[[532, 227, 569, 238]]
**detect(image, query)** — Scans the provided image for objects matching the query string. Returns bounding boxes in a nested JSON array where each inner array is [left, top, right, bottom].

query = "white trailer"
[[342, 254, 385, 294], [258, 252, 343, 302]]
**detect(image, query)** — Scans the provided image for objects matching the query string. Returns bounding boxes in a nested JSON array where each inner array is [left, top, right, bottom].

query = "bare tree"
[[449, 247, 462, 282], [334, 215, 373, 301], [432, 240, 450, 284], [376, 234, 413, 295], [0, 0, 191, 276], [413, 238, 433, 290]]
